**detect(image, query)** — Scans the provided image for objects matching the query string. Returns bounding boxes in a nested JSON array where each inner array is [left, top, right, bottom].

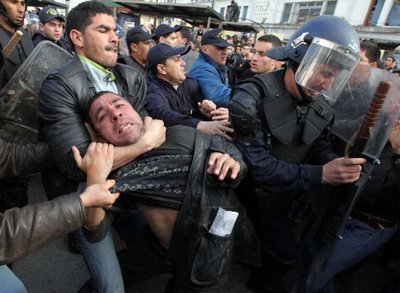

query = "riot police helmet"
[[267, 16, 360, 103], [0, 0, 28, 28]]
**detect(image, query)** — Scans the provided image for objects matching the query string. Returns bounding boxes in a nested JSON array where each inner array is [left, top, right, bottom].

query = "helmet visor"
[[295, 37, 359, 103]]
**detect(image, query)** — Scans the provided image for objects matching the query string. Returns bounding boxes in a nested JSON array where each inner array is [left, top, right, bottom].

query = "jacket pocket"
[[190, 228, 231, 287]]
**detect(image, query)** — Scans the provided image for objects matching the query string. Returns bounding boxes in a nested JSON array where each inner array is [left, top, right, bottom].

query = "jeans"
[[292, 218, 398, 293], [0, 265, 27, 293], [72, 228, 124, 293]]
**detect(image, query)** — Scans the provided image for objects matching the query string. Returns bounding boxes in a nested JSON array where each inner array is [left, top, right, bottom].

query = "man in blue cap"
[[154, 23, 181, 46], [189, 28, 231, 107], [118, 25, 155, 77], [33, 6, 71, 52], [145, 43, 233, 139]]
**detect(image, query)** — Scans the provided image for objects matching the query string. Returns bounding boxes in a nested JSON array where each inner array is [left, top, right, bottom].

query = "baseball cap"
[[154, 24, 181, 38], [126, 25, 154, 45], [201, 29, 230, 48], [39, 6, 65, 23], [147, 43, 191, 70]]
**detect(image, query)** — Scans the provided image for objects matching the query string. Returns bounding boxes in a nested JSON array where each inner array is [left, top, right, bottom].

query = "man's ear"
[[70, 29, 84, 49], [39, 22, 45, 32], [157, 63, 166, 75], [369, 61, 378, 68], [130, 42, 138, 53]]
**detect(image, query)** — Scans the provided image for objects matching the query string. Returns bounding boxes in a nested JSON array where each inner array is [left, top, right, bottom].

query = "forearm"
[[83, 178, 106, 229], [0, 140, 53, 178], [0, 193, 85, 265], [235, 138, 322, 193], [112, 142, 153, 170]]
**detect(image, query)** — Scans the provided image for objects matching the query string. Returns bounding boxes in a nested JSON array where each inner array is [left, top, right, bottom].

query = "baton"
[[2, 30, 23, 59]]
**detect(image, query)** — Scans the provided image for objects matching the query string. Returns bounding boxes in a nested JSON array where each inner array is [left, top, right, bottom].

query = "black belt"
[[351, 210, 397, 230]]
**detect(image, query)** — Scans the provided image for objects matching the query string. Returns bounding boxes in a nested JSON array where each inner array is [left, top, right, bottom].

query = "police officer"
[[0, 0, 33, 220], [0, 0, 33, 86], [229, 15, 365, 291]]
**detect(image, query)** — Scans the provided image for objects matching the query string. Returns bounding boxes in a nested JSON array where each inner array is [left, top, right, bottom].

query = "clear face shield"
[[295, 37, 359, 104], [332, 64, 400, 158]]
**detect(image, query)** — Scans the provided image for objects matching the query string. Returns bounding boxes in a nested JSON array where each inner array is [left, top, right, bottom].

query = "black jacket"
[[145, 77, 206, 128], [33, 33, 72, 53], [0, 27, 34, 87], [84, 126, 260, 290], [0, 140, 52, 178], [117, 55, 148, 78], [37, 57, 147, 196]]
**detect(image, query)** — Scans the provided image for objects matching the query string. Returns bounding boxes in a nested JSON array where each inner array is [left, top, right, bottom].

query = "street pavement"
[[11, 174, 399, 293]]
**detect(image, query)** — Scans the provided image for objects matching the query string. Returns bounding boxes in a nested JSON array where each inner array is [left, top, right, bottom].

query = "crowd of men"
[[0, 0, 400, 292]]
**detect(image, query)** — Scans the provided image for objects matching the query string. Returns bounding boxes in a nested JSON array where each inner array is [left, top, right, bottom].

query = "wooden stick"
[[3, 30, 23, 59]]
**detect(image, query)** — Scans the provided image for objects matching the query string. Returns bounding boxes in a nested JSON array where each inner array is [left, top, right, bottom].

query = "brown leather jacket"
[[0, 193, 86, 264], [0, 139, 86, 265]]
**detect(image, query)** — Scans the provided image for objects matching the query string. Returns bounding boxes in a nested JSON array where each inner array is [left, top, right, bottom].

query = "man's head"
[[125, 25, 155, 66], [39, 6, 65, 42], [66, 1, 118, 68], [250, 34, 282, 74], [384, 56, 397, 70], [88, 91, 144, 146], [147, 43, 190, 86], [154, 24, 181, 46], [201, 29, 230, 66], [0, 0, 26, 29], [267, 15, 360, 102], [359, 41, 380, 68], [175, 26, 191, 46]]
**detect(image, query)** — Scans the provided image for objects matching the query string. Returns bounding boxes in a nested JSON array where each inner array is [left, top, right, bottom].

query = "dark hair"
[[179, 26, 191, 44], [86, 90, 115, 124], [66, 1, 113, 49], [257, 34, 282, 48], [148, 59, 167, 75], [386, 55, 396, 62], [360, 41, 380, 64]]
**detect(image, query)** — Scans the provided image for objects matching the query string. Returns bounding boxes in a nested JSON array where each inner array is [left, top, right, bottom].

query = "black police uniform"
[[230, 68, 336, 287]]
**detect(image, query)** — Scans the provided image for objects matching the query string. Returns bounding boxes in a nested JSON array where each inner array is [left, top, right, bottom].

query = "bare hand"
[[72, 142, 114, 182], [197, 120, 234, 141], [198, 99, 217, 118], [138, 116, 166, 151], [210, 107, 229, 121], [207, 152, 240, 181], [80, 180, 120, 208], [389, 120, 400, 154], [322, 157, 366, 184]]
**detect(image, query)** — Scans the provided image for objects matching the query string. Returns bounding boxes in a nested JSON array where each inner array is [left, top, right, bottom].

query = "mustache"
[[105, 44, 118, 51]]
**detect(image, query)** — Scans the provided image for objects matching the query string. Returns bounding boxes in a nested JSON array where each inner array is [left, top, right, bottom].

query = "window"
[[297, 2, 323, 23], [386, 1, 400, 26], [325, 0, 337, 15], [242, 5, 248, 21], [282, 3, 293, 23]]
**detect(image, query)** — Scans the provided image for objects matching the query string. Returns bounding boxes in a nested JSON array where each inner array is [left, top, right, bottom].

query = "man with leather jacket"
[[78, 91, 259, 292], [37, 1, 166, 292], [229, 16, 365, 291], [0, 141, 119, 293]]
